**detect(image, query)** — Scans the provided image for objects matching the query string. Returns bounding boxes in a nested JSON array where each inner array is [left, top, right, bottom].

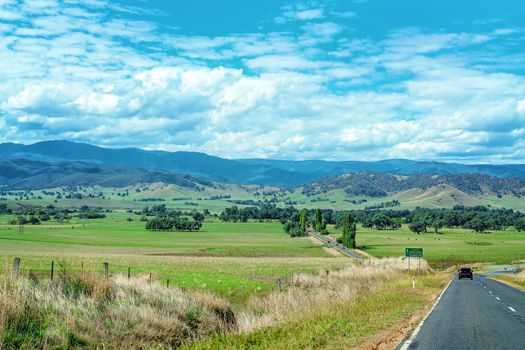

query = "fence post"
[[127, 267, 131, 279], [103, 262, 109, 279], [149, 272, 152, 284], [166, 279, 170, 288], [277, 278, 282, 291], [12, 257, 21, 277], [50, 261, 54, 281]]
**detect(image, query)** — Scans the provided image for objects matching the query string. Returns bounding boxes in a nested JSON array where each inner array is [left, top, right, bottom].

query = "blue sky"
[[1, 0, 524, 163]]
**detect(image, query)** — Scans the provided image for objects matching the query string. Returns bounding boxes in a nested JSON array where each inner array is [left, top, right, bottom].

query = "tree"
[[515, 219, 525, 232], [409, 221, 427, 234], [467, 215, 490, 233], [372, 214, 399, 230], [349, 221, 357, 248], [432, 219, 443, 233], [314, 208, 322, 229], [312, 208, 328, 233], [0, 204, 11, 215], [283, 221, 307, 237], [341, 213, 357, 249], [361, 216, 374, 229], [299, 209, 307, 230]]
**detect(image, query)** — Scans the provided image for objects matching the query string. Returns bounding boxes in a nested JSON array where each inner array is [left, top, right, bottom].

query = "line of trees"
[[1, 204, 110, 224], [283, 209, 308, 237], [145, 216, 203, 231], [219, 204, 299, 223], [144, 206, 206, 232], [345, 205, 525, 233], [218, 204, 525, 237]]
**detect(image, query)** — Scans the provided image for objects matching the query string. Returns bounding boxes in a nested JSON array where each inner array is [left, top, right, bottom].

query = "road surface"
[[308, 229, 363, 259], [400, 272, 525, 350]]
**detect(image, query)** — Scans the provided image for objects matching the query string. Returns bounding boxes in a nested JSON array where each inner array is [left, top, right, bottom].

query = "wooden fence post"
[[127, 267, 131, 279], [149, 272, 152, 284], [50, 261, 54, 281], [103, 262, 109, 279], [12, 257, 21, 277], [166, 279, 170, 288]]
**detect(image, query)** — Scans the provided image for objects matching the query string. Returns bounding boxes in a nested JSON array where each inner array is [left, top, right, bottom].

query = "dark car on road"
[[458, 267, 473, 280]]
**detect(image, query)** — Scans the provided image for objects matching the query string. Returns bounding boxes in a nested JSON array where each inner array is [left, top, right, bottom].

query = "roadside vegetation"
[[0, 271, 236, 349], [0, 258, 447, 349], [186, 258, 447, 349], [492, 269, 525, 291]]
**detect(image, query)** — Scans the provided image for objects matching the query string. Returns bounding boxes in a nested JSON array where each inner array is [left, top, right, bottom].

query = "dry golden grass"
[[0, 258, 433, 349], [237, 257, 429, 333], [0, 272, 236, 349], [492, 269, 525, 291]]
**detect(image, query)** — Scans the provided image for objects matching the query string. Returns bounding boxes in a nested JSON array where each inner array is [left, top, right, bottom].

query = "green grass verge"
[[185, 274, 448, 350]]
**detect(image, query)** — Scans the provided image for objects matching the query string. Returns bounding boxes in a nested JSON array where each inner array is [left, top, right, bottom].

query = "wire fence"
[[2, 256, 179, 287], [1, 256, 292, 291]]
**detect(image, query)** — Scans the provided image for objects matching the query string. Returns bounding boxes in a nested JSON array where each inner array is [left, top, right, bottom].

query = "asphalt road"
[[307, 229, 363, 259], [401, 273, 525, 350]]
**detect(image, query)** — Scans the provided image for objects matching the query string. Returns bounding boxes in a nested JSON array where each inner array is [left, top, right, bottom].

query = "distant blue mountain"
[[0, 140, 524, 186]]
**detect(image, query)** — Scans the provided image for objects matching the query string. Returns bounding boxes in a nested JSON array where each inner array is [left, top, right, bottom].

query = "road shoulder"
[[487, 276, 525, 292]]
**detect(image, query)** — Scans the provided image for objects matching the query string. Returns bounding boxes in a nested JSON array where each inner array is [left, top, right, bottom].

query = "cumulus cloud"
[[0, 0, 524, 163]]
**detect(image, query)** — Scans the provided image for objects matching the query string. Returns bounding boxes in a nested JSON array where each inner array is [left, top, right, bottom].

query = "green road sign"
[[405, 248, 423, 258]]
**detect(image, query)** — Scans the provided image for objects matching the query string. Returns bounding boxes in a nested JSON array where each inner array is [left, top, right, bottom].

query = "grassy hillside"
[[2, 179, 525, 212]]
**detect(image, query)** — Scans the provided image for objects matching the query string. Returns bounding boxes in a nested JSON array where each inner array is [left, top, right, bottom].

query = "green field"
[[0, 213, 348, 303], [330, 224, 525, 267]]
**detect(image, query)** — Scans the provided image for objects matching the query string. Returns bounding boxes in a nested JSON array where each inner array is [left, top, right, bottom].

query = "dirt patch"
[[323, 247, 342, 257], [304, 236, 323, 245], [353, 249, 374, 259]]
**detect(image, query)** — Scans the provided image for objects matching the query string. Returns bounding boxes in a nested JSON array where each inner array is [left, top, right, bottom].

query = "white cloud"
[[0, 0, 524, 163], [296, 9, 324, 20], [275, 5, 324, 24]]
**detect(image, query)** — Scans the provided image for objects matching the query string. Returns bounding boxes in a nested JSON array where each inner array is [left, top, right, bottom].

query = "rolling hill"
[[0, 159, 212, 190], [300, 172, 525, 198], [284, 172, 525, 210], [1, 140, 525, 186], [1, 158, 524, 210]]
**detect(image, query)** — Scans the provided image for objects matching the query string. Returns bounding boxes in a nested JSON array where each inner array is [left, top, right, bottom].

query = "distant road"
[[308, 229, 363, 259], [400, 272, 525, 350]]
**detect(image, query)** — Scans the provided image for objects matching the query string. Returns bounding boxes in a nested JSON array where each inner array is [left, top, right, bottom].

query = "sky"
[[1, 0, 525, 163]]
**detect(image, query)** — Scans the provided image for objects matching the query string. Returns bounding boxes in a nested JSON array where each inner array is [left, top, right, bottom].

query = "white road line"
[[399, 279, 453, 350], [495, 297, 501, 300], [483, 286, 487, 289], [508, 307, 516, 312], [489, 291, 493, 294]]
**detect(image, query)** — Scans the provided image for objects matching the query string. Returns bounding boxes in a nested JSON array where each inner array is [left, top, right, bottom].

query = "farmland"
[[1, 193, 524, 348], [329, 224, 525, 267], [0, 213, 349, 303]]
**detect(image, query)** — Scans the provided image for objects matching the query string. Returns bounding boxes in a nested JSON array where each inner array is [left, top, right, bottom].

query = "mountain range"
[[0, 159, 211, 190], [1, 140, 525, 187]]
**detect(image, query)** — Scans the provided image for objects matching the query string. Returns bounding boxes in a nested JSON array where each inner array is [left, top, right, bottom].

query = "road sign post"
[[405, 248, 423, 271]]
